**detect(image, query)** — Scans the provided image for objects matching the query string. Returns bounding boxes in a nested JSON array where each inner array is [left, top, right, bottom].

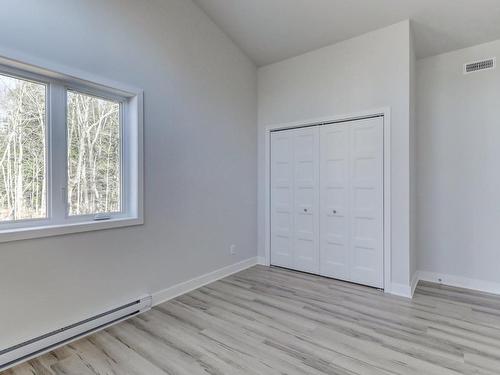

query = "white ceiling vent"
[[464, 58, 496, 74]]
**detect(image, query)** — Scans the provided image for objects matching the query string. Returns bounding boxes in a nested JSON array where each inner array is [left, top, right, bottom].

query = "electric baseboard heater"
[[0, 295, 152, 371]]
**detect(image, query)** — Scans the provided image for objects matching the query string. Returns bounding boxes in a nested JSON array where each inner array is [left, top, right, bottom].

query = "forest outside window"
[[0, 73, 47, 222], [0, 60, 143, 242], [67, 91, 121, 217]]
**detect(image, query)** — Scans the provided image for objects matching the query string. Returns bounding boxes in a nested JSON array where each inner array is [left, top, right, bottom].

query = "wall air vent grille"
[[464, 58, 496, 74]]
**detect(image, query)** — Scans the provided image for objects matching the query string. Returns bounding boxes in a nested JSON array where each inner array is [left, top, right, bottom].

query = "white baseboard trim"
[[416, 271, 500, 296], [386, 269, 500, 299], [389, 282, 412, 298], [410, 272, 419, 297], [152, 257, 259, 306], [257, 256, 268, 265]]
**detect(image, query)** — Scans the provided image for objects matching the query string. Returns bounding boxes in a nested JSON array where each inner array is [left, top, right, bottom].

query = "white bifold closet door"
[[271, 116, 383, 288], [270, 127, 320, 274], [320, 117, 383, 288]]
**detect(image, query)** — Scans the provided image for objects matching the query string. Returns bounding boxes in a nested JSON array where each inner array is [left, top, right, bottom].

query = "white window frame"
[[0, 53, 144, 243]]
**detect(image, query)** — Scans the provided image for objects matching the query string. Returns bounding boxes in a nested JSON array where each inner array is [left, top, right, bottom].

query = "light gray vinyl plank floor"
[[5, 265, 500, 375]]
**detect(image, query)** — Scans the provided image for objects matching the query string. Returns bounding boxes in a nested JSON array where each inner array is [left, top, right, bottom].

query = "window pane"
[[67, 91, 121, 216], [0, 74, 47, 222]]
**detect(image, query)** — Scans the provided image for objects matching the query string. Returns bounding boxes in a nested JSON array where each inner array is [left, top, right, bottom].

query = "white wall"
[[258, 21, 413, 289], [0, 0, 257, 349], [417, 39, 500, 289]]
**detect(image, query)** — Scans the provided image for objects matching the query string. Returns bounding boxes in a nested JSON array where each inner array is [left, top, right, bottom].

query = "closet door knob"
[[303, 208, 308, 213], [333, 210, 337, 214]]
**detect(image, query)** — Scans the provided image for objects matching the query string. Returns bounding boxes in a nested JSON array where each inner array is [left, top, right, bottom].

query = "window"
[[67, 91, 121, 216], [0, 74, 47, 222], [0, 58, 143, 242]]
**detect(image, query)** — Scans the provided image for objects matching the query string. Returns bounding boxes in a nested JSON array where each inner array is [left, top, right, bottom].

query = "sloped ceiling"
[[194, 0, 500, 66]]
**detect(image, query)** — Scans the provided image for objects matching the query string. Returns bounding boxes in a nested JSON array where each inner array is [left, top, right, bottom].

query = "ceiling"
[[193, 0, 500, 66]]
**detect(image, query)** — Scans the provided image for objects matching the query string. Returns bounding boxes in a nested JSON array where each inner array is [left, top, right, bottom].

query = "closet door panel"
[[270, 132, 294, 268], [349, 118, 384, 288], [292, 127, 320, 273], [272, 117, 383, 288], [320, 123, 350, 280]]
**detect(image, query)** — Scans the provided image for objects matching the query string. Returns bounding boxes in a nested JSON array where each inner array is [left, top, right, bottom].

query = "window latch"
[[94, 214, 112, 221]]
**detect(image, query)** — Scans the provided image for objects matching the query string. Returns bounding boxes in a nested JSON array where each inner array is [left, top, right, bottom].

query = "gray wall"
[[417, 39, 500, 286], [0, 0, 257, 349], [257, 21, 412, 289]]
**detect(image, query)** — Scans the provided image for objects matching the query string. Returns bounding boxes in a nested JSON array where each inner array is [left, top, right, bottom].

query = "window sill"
[[0, 217, 144, 244]]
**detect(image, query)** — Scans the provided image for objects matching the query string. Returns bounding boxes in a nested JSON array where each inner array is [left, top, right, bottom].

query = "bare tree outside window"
[[0, 74, 46, 222], [67, 91, 121, 216]]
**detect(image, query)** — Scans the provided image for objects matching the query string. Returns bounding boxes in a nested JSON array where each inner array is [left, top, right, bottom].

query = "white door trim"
[[264, 107, 392, 292]]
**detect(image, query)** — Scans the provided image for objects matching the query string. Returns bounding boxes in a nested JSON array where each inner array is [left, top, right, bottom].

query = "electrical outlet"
[[230, 244, 236, 255]]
